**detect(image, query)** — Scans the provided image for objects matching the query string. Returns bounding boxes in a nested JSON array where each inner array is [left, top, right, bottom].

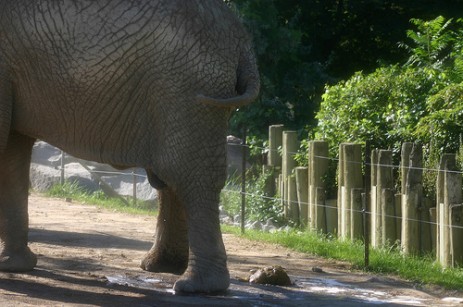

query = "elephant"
[[0, 0, 259, 293]]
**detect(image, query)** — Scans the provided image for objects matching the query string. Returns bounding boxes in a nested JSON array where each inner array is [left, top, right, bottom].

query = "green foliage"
[[316, 16, 463, 152], [315, 16, 463, 197], [315, 65, 449, 154], [294, 138, 309, 167], [221, 168, 286, 225], [246, 136, 267, 162], [450, 18, 463, 82], [415, 83, 463, 153], [226, 1, 463, 139], [401, 16, 455, 69]]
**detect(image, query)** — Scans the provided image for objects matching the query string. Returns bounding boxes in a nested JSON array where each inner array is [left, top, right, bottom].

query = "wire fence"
[[36, 141, 460, 230], [53, 141, 454, 228], [223, 188, 462, 230], [32, 137, 463, 267], [229, 142, 463, 175], [223, 132, 463, 268]]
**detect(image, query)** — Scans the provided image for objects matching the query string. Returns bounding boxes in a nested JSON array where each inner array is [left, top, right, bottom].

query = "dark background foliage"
[[226, 0, 463, 139]]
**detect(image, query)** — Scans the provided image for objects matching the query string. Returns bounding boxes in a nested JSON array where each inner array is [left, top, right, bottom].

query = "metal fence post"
[[241, 129, 247, 234], [60, 150, 65, 185], [363, 141, 371, 268], [132, 170, 137, 206]]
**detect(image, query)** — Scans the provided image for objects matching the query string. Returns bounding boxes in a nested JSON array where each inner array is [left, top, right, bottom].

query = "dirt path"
[[0, 194, 461, 306]]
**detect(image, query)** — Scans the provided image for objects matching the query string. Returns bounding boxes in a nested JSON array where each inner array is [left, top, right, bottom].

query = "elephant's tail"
[[196, 50, 260, 108]]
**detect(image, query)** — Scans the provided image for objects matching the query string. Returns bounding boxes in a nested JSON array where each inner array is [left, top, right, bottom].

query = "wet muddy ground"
[[0, 194, 461, 306]]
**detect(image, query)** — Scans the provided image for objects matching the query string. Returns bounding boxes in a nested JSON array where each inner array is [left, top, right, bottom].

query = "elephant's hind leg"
[[173, 189, 229, 294], [141, 186, 189, 274], [0, 132, 36, 271]]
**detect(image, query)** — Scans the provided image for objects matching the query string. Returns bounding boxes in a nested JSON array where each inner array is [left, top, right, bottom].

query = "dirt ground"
[[0, 194, 462, 306]]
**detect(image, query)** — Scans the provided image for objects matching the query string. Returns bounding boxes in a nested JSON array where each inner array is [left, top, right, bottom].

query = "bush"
[[314, 16, 463, 198], [221, 167, 286, 226], [315, 65, 449, 156]]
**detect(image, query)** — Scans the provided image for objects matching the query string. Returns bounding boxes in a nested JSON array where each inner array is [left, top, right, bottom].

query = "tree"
[[227, 0, 327, 138], [226, 0, 463, 139], [401, 16, 454, 69]]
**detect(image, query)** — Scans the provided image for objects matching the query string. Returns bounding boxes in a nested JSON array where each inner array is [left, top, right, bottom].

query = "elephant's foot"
[[140, 250, 188, 275], [174, 265, 230, 294], [0, 246, 37, 272]]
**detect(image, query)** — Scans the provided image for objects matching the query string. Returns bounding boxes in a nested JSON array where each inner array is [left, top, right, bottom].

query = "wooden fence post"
[[325, 199, 338, 234], [282, 131, 299, 221], [308, 141, 329, 232], [383, 188, 397, 244], [315, 187, 326, 231], [445, 159, 462, 267], [351, 188, 364, 240], [394, 193, 402, 244], [268, 125, 284, 208], [421, 198, 433, 254], [370, 149, 379, 247], [450, 204, 463, 266], [401, 143, 413, 199], [375, 150, 393, 247], [296, 167, 309, 226], [436, 154, 459, 267], [429, 207, 437, 255], [338, 143, 362, 239], [268, 125, 284, 169], [338, 144, 345, 237], [288, 174, 299, 223], [401, 144, 423, 255], [398, 142, 413, 246], [440, 154, 462, 267]]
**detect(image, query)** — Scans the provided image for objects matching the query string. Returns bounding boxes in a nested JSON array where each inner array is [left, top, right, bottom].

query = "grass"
[[221, 224, 463, 290], [44, 181, 157, 216]]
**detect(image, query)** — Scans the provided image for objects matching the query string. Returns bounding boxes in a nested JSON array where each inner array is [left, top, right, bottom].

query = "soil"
[[0, 194, 461, 306]]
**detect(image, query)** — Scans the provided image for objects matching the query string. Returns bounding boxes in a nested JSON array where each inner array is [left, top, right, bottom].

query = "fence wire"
[[224, 142, 463, 231], [228, 142, 463, 174], [56, 142, 463, 231], [88, 170, 147, 179], [222, 188, 463, 231]]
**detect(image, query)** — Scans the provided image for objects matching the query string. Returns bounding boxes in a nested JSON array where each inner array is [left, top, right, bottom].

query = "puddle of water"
[[105, 274, 174, 293], [442, 297, 463, 303], [297, 277, 426, 306], [104, 274, 461, 306], [309, 286, 347, 294], [388, 297, 425, 306]]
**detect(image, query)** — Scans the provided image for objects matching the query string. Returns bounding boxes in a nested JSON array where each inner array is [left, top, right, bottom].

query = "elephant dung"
[[248, 266, 292, 286]]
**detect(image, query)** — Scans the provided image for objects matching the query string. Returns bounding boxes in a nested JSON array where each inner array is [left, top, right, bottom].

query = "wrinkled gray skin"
[[0, 0, 259, 293]]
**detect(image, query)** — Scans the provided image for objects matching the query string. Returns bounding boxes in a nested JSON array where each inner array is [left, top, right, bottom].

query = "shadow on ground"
[[0, 269, 409, 307], [29, 227, 152, 251]]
